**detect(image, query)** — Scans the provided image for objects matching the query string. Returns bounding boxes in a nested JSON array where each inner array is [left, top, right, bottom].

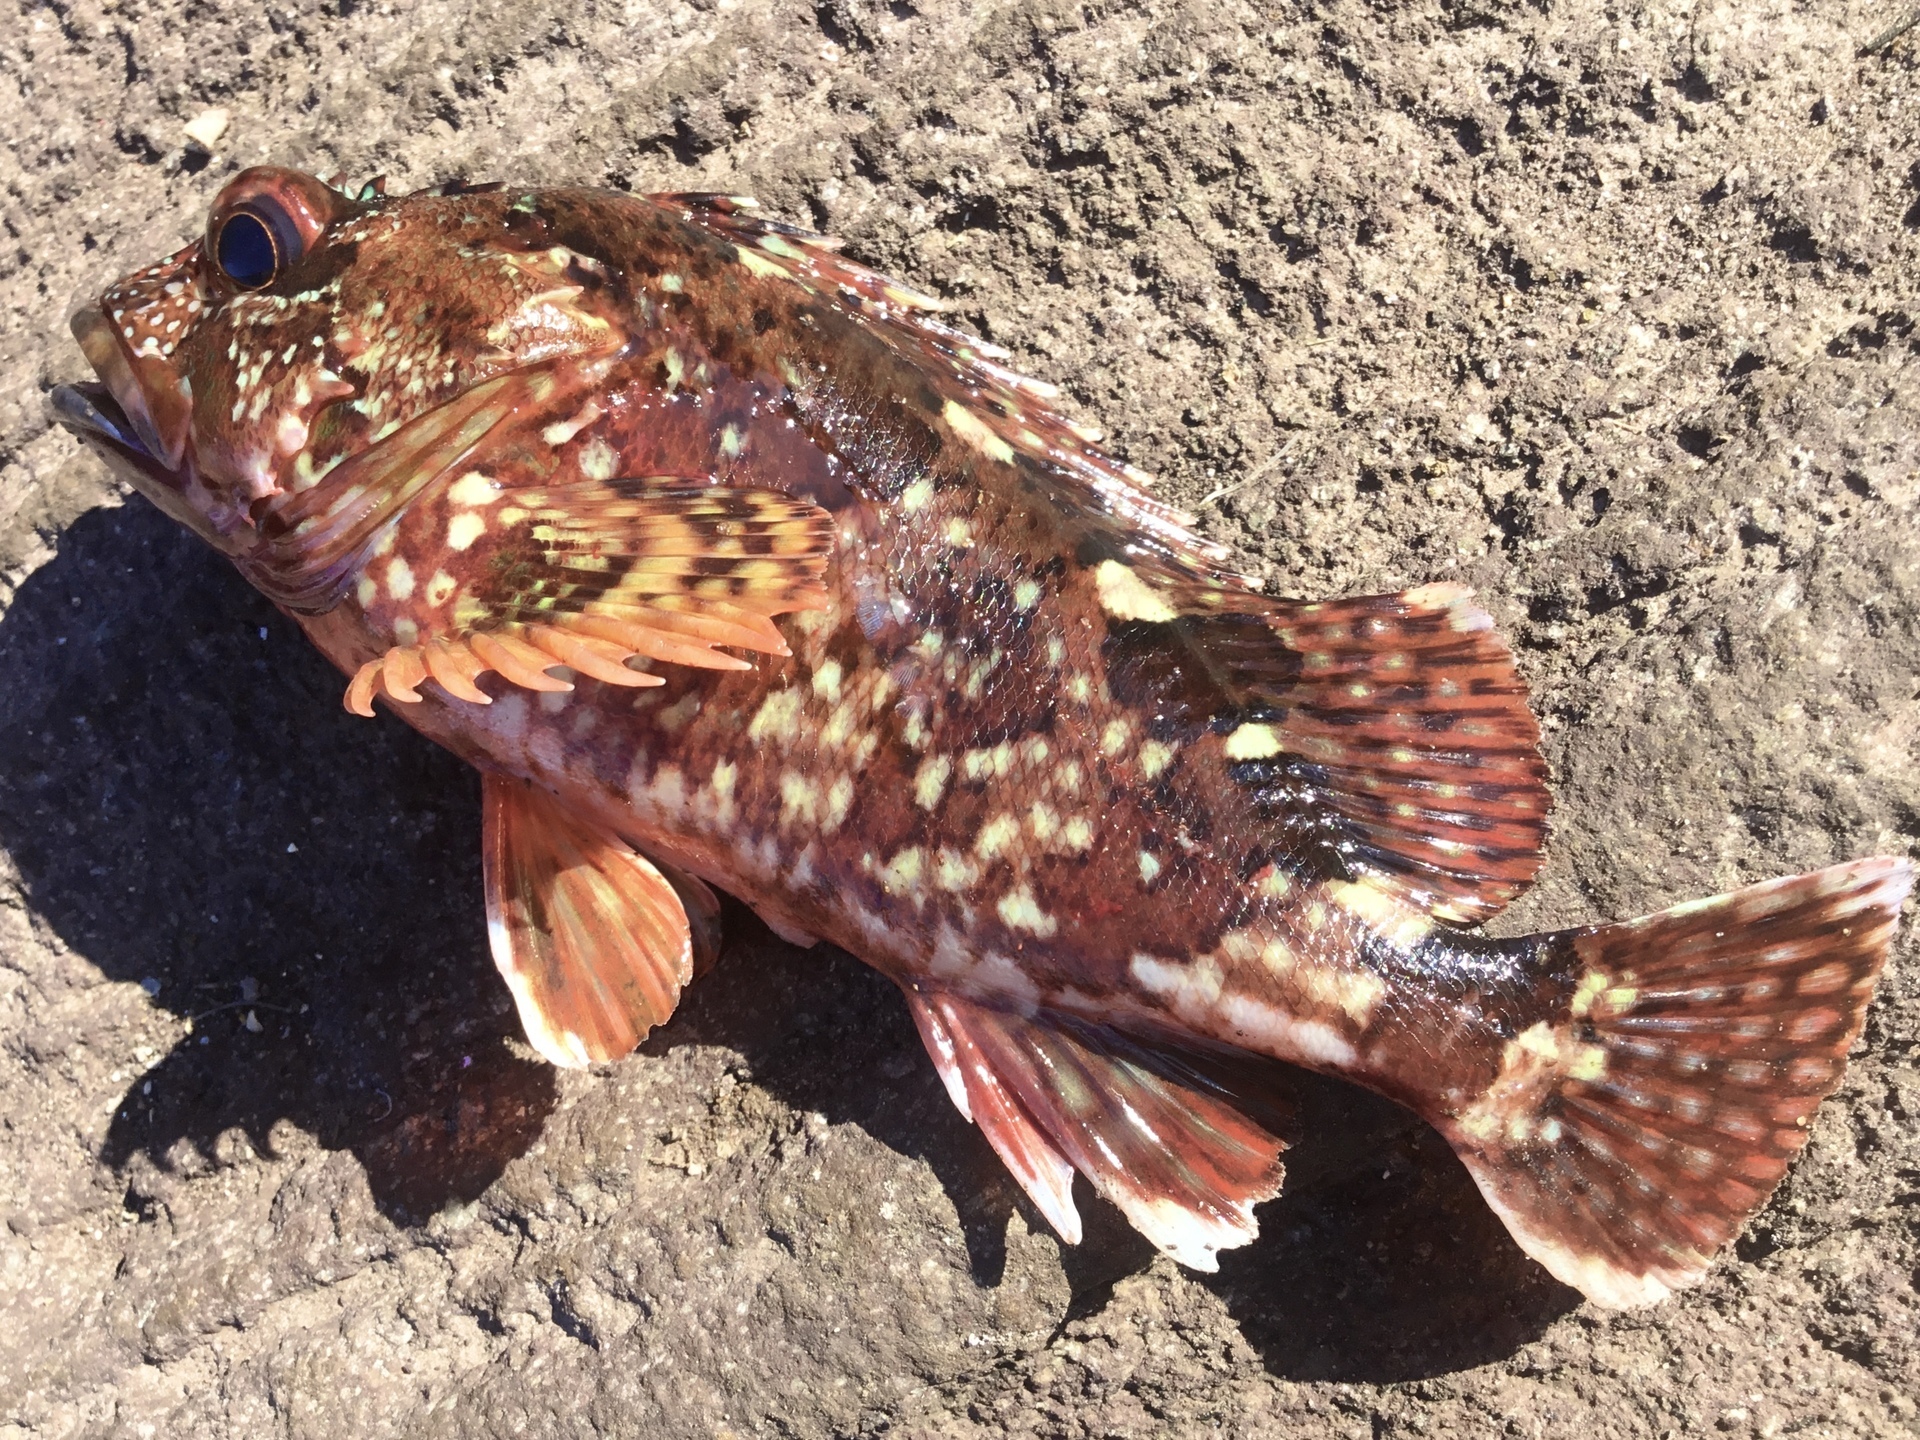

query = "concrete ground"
[[2, 0, 1917, 1434]]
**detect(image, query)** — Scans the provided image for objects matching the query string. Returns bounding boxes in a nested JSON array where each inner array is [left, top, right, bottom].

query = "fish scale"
[[54, 164, 1912, 1307]]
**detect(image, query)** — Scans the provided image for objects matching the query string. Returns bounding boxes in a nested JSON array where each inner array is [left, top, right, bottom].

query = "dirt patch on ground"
[[3, 0, 1918, 1435]]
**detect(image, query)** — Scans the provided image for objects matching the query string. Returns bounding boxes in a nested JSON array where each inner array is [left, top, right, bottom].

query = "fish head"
[[54, 166, 625, 570]]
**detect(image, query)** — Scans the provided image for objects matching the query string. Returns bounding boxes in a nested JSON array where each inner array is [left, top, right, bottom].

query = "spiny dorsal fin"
[[902, 983, 1292, 1270], [344, 476, 832, 715], [482, 774, 697, 1066], [1441, 857, 1911, 1308], [665, 196, 1252, 590]]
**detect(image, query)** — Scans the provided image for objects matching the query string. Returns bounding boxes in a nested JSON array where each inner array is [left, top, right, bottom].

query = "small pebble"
[[183, 107, 230, 148]]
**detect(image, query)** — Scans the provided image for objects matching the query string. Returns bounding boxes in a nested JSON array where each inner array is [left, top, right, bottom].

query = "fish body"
[[56, 167, 1911, 1309]]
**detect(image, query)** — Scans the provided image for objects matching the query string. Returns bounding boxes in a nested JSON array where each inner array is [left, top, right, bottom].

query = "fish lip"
[[68, 304, 192, 471], [50, 379, 151, 459], [50, 378, 257, 558]]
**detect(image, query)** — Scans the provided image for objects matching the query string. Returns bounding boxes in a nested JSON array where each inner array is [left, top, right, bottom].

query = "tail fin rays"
[[1440, 857, 1911, 1308]]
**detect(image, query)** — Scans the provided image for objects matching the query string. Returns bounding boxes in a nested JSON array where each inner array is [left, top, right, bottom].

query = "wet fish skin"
[[54, 166, 1911, 1308]]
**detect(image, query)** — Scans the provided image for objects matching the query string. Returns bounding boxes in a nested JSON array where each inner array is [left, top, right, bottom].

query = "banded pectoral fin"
[[343, 475, 834, 715], [902, 983, 1293, 1270], [483, 774, 721, 1067]]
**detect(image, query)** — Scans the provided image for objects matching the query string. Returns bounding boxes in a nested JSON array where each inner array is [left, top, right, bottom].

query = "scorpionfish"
[[54, 166, 1911, 1308]]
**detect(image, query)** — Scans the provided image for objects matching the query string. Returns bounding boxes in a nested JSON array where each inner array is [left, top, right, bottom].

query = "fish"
[[51, 164, 1911, 1310]]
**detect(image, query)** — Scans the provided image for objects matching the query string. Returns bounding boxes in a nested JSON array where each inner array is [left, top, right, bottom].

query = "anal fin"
[[482, 774, 698, 1067], [902, 984, 1291, 1270]]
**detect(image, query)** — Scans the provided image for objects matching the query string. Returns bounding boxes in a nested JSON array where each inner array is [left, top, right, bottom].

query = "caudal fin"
[[1438, 857, 1911, 1309]]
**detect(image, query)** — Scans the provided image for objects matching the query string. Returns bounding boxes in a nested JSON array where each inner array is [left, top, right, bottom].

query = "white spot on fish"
[[579, 436, 617, 482], [997, 886, 1057, 937], [1224, 723, 1283, 761], [1218, 995, 1357, 1069], [447, 512, 488, 551], [914, 755, 952, 811], [385, 557, 416, 601], [1138, 740, 1175, 779], [974, 814, 1019, 860], [736, 247, 788, 281], [942, 399, 1017, 465], [929, 849, 975, 893], [813, 658, 843, 702], [879, 847, 925, 896], [1094, 561, 1178, 623]]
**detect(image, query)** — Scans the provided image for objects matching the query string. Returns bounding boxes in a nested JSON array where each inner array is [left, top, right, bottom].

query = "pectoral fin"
[[482, 774, 698, 1067], [902, 984, 1292, 1270], [345, 477, 834, 715]]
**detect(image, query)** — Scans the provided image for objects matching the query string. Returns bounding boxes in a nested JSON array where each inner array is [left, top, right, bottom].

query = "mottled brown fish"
[[54, 167, 1910, 1309]]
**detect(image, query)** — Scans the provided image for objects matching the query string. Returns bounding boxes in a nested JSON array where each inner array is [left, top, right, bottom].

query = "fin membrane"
[[1237, 581, 1549, 924], [902, 984, 1290, 1270], [482, 774, 696, 1067], [1443, 857, 1912, 1308], [651, 856, 724, 980], [1102, 573, 1550, 924], [346, 477, 833, 715]]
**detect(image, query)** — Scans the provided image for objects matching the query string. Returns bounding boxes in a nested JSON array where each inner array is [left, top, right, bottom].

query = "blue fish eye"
[[216, 212, 279, 289]]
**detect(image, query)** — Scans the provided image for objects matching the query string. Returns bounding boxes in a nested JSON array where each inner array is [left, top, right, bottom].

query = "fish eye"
[[214, 211, 281, 289], [204, 167, 346, 294]]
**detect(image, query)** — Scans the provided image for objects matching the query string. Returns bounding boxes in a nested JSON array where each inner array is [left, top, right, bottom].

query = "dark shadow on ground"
[[1200, 1077, 1579, 1381], [673, 925, 1576, 1381], [0, 496, 1574, 1380], [0, 499, 555, 1224]]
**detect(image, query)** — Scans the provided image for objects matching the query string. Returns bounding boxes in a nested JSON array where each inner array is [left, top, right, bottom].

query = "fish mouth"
[[50, 378, 152, 461], [65, 305, 193, 468], [52, 309, 256, 557], [52, 377, 244, 555]]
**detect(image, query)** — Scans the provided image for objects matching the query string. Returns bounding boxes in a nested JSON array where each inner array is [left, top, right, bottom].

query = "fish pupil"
[[216, 212, 279, 288]]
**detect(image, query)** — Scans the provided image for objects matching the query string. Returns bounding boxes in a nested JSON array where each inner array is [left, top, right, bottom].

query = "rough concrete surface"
[[3, 0, 1919, 1435]]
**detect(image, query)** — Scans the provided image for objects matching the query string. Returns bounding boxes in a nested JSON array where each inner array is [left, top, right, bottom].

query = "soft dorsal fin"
[[482, 774, 698, 1066], [901, 983, 1291, 1271], [343, 476, 833, 715], [1217, 581, 1548, 925], [1088, 560, 1549, 925]]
